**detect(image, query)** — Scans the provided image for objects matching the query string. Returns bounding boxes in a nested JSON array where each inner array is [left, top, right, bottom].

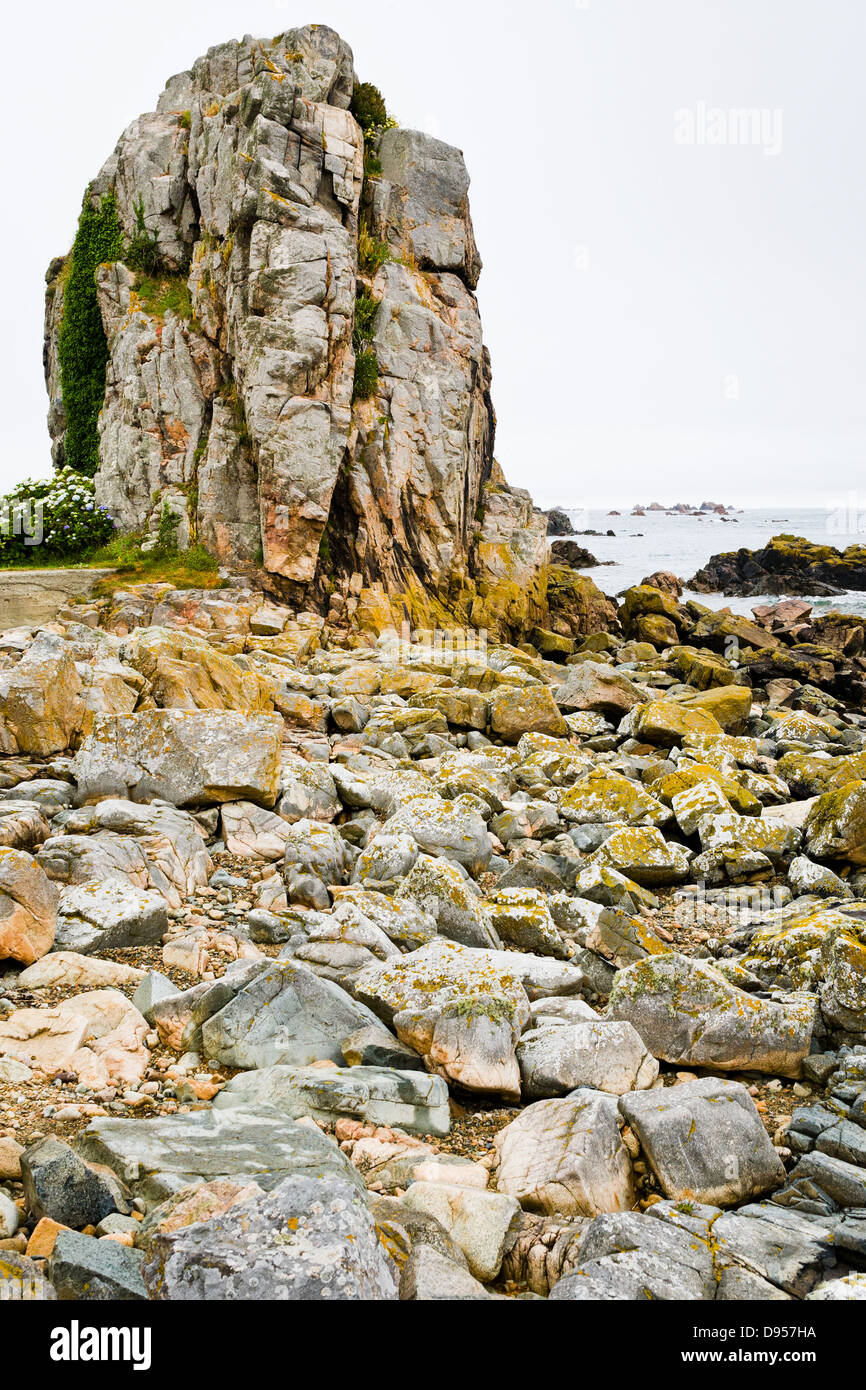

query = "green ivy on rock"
[[58, 188, 125, 477]]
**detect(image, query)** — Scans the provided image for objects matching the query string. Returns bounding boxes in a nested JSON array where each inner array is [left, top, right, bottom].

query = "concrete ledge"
[[0, 569, 116, 629]]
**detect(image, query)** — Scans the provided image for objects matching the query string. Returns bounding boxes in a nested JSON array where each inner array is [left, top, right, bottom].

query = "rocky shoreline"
[[0, 572, 865, 1302], [6, 20, 865, 1305]]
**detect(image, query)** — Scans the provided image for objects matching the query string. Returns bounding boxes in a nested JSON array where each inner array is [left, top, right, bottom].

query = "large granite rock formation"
[[44, 24, 582, 642]]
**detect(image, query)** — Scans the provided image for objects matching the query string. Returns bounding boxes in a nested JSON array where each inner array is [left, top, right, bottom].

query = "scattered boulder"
[[400, 1183, 520, 1281], [356, 939, 531, 1100], [143, 1174, 399, 1301], [50, 1230, 147, 1301], [201, 961, 382, 1070], [517, 1019, 658, 1098], [0, 846, 59, 964], [619, 1078, 786, 1207], [21, 1137, 129, 1228], [608, 953, 815, 1076], [493, 1090, 636, 1218], [53, 879, 167, 954], [215, 1064, 450, 1137], [73, 710, 283, 808]]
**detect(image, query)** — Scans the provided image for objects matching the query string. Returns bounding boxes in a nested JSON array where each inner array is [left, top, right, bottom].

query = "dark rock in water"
[[546, 508, 575, 536], [690, 534, 866, 598], [550, 540, 599, 569]]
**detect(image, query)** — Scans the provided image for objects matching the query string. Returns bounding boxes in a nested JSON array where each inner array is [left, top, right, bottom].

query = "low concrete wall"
[[0, 569, 116, 629]]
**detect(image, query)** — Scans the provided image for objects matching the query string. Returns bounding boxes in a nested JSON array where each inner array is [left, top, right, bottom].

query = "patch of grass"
[[219, 383, 253, 448], [135, 273, 194, 322], [89, 532, 222, 594], [154, 501, 180, 555]]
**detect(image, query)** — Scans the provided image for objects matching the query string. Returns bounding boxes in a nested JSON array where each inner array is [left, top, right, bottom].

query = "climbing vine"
[[57, 188, 125, 476]]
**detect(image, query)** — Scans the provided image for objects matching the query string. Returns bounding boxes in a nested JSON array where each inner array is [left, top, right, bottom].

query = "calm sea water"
[[552, 506, 866, 619]]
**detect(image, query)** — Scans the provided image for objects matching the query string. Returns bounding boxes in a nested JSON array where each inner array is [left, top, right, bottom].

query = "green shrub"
[[353, 348, 380, 402], [351, 81, 398, 188], [350, 82, 388, 135], [58, 189, 125, 476], [154, 501, 180, 555], [125, 197, 164, 275], [358, 221, 392, 276], [353, 290, 380, 350], [0, 469, 116, 564]]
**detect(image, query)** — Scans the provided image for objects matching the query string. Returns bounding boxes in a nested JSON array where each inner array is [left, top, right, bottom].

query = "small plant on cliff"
[[353, 290, 381, 350], [218, 382, 252, 449], [58, 188, 125, 476], [154, 501, 181, 555], [352, 287, 382, 402], [358, 220, 392, 276], [351, 82, 389, 135], [351, 81, 397, 184], [125, 197, 165, 275], [0, 469, 116, 564], [352, 348, 380, 402]]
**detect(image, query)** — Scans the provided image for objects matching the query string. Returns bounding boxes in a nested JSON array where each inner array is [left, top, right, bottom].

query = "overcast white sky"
[[2, 0, 863, 507]]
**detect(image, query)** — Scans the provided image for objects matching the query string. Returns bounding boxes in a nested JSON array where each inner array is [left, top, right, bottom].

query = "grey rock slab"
[[517, 1019, 658, 1098], [493, 1089, 635, 1219], [712, 1203, 839, 1297], [400, 1244, 494, 1301], [549, 1248, 711, 1301], [74, 1105, 360, 1196], [815, 1118, 866, 1168], [400, 1182, 520, 1281], [571, 1211, 717, 1298], [607, 952, 815, 1076], [132, 970, 179, 1024], [54, 879, 168, 954], [72, 710, 283, 808], [201, 959, 382, 1069], [340, 1025, 425, 1071], [619, 1078, 786, 1208], [773, 1150, 866, 1209], [214, 1064, 451, 1137], [50, 1230, 146, 1301], [142, 1174, 399, 1301], [715, 1267, 793, 1300]]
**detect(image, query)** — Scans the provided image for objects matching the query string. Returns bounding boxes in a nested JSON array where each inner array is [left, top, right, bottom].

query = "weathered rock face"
[[44, 24, 559, 640]]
